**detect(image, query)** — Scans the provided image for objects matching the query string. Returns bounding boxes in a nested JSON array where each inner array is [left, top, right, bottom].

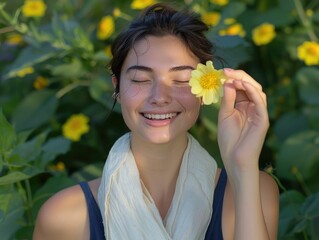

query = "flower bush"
[[0, 0, 319, 239]]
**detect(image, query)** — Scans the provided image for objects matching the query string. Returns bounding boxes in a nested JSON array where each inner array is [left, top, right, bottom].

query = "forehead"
[[122, 35, 199, 70]]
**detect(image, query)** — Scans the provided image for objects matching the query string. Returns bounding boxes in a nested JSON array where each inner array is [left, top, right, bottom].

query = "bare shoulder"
[[259, 171, 280, 240], [33, 178, 101, 240]]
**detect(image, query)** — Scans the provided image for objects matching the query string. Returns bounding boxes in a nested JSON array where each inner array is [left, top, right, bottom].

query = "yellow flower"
[[5, 34, 24, 45], [189, 60, 227, 105], [113, 8, 121, 18], [33, 76, 49, 90], [104, 45, 112, 58], [252, 23, 276, 46], [201, 12, 221, 26], [97, 16, 115, 40], [297, 41, 319, 65], [22, 0, 46, 18], [49, 161, 65, 172], [219, 23, 246, 37], [131, 0, 156, 10], [306, 9, 313, 17], [210, 0, 229, 6], [62, 114, 90, 142], [16, 67, 34, 78]]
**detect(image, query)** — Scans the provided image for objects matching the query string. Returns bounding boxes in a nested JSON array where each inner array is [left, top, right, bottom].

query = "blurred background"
[[0, 0, 318, 239]]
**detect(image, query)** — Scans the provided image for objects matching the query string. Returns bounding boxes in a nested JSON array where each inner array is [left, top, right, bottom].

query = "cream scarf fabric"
[[98, 132, 217, 240]]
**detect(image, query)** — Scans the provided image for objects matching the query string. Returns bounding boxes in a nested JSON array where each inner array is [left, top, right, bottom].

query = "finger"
[[223, 68, 262, 91], [241, 81, 268, 120], [232, 80, 267, 107], [219, 82, 236, 120]]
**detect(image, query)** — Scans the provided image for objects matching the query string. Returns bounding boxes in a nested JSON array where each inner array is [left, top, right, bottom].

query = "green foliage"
[[0, 0, 319, 239]]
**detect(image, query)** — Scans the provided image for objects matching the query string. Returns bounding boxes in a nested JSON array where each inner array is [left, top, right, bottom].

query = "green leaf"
[[0, 186, 24, 239], [89, 77, 113, 107], [3, 44, 61, 80], [9, 131, 48, 165], [0, 109, 16, 156], [276, 131, 319, 181], [0, 168, 42, 185], [42, 137, 71, 164], [221, 2, 246, 19], [71, 162, 104, 182], [279, 190, 305, 238], [296, 67, 319, 105], [12, 90, 58, 132], [51, 58, 86, 78], [273, 112, 308, 143]]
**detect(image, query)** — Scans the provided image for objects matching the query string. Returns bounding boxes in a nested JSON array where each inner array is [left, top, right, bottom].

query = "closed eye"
[[174, 80, 190, 84], [131, 79, 151, 84]]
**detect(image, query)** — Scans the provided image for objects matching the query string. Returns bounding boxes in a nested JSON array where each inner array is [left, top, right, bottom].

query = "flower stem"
[[56, 81, 90, 99], [294, 0, 318, 42], [24, 179, 34, 224]]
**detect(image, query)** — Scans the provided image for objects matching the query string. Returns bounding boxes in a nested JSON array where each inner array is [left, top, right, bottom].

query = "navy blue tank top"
[[80, 168, 227, 240]]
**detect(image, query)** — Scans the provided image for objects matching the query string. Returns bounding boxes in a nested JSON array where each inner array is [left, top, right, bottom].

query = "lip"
[[140, 112, 180, 127]]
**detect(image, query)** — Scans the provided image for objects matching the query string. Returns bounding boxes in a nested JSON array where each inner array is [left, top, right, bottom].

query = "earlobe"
[[111, 75, 120, 103], [112, 75, 118, 88]]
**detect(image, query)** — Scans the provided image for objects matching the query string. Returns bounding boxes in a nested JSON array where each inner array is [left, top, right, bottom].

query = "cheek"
[[174, 86, 201, 120]]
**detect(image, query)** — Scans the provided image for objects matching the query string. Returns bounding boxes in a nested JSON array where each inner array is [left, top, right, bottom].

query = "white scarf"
[[98, 132, 217, 240]]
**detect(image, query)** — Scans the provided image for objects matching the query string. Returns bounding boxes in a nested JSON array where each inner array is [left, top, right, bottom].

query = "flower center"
[[307, 45, 319, 56], [200, 73, 219, 89]]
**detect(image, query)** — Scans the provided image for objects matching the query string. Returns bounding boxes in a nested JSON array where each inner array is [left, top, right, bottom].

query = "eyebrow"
[[126, 65, 195, 73]]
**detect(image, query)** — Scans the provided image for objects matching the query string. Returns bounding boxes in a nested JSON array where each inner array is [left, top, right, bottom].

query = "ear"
[[111, 75, 121, 103], [112, 75, 118, 88]]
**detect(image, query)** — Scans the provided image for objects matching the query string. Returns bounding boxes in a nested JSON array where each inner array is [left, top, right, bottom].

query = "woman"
[[33, 3, 279, 240]]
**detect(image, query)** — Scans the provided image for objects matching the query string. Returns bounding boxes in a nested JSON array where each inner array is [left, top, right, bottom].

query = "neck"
[[131, 133, 188, 179], [130, 133, 188, 218]]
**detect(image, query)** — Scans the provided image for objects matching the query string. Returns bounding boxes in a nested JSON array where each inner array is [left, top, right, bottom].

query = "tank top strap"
[[79, 182, 105, 240], [205, 168, 227, 240]]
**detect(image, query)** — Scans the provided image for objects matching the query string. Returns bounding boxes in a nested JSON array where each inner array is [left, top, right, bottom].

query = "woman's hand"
[[217, 68, 269, 180]]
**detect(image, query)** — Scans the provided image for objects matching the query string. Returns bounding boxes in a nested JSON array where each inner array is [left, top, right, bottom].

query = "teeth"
[[143, 113, 177, 120]]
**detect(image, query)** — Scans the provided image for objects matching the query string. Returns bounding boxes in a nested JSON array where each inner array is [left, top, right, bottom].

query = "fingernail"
[[224, 68, 234, 72]]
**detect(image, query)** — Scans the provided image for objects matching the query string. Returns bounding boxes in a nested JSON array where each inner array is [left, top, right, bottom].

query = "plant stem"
[[0, 26, 14, 34], [294, 0, 318, 42], [56, 81, 90, 99], [24, 179, 33, 224]]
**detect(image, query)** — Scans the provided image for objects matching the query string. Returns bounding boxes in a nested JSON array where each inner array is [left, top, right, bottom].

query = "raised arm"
[[218, 68, 279, 240]]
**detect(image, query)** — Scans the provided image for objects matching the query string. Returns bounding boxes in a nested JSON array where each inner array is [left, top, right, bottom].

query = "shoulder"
[[33, 178, 101, 240], [259, 171, 280, 238]]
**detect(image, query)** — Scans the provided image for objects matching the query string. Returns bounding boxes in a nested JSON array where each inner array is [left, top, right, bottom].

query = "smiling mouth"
[[142, 113, 178, 120]]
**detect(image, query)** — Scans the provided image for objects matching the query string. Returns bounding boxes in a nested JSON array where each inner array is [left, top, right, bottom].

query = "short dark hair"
[[109, 3, 214, 94]]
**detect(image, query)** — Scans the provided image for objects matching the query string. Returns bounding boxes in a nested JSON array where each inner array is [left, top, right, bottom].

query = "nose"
[[149, 80, 172, 106]]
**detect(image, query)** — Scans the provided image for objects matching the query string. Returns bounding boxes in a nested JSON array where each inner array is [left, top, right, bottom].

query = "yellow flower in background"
[[33, 76, 49, 90], [5, 34, 24, 45], [62, 114, 90, 142], [104, 45, 112, 58], [22, 0, 46, 18], [189, 60, 227, 105], [297, 41, 319, 65], [49, 161, 65, 172], [219, 23, 246, 37], [97, 16, 115, 40], [201, 12, 221, 26], [252, 23, 276, 46], [210, 0, 229, 6], [113, 8, 121, 18], [306, 9, 313, 17], [224, 18, 235, 25], [131, 0, 156, 10], [16, 67, 34, 78]]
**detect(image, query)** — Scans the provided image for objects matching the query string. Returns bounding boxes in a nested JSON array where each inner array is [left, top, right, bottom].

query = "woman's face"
[[118, 35, 201, 145]]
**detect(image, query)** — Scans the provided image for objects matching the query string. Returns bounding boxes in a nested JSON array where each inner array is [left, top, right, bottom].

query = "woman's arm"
[[218, 68, 279, 240], [33, 185, 89, 240]]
